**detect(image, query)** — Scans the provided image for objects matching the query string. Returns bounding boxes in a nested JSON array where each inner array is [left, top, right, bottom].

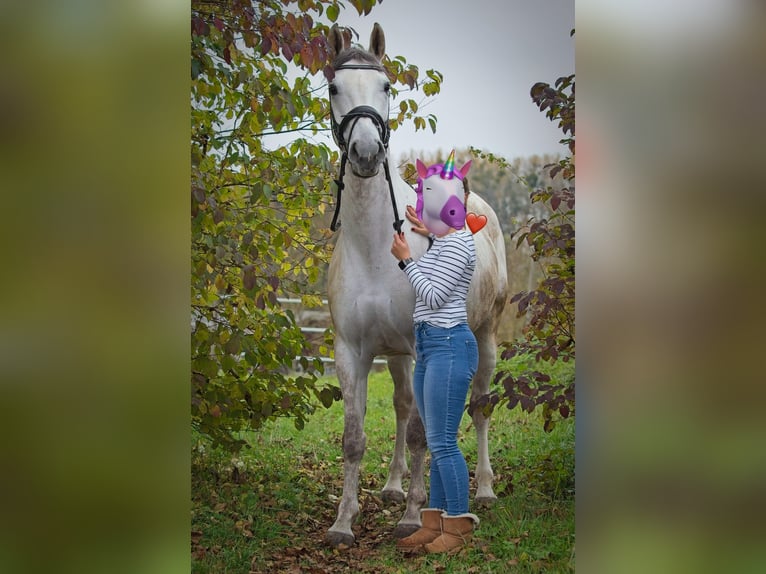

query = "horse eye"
[[383, 82, 390, 93], [329, 84, 338, 96]]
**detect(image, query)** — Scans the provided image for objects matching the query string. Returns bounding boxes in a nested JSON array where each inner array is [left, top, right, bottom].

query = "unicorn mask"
[[415, 150, 472, 236]]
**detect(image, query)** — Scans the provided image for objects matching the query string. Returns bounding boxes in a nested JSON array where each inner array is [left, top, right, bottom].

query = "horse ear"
[[416, 159, 428, 178], [328, 24, 350, 58], [369, 22, 386, 60], [459, 160, 472, 177]]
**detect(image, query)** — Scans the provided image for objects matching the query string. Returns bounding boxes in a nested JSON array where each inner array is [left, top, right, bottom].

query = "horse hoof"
[[474, 495, 498, 508], [392, 523, 420, 539], [380, 489, 405, 504], [325, 530, 355, 549]]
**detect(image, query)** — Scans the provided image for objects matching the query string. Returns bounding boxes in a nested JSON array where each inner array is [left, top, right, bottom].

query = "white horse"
[[324, 23, 508, 548]]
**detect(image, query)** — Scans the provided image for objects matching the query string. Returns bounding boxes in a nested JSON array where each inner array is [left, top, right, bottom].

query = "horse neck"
[[339, 167, 400, 252]]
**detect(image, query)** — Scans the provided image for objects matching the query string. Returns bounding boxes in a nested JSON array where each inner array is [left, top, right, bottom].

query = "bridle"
[[329, 63, 403, 234]]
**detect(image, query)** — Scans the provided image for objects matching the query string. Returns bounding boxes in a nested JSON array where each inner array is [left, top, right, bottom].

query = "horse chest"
[[329, 255, 414, 350]]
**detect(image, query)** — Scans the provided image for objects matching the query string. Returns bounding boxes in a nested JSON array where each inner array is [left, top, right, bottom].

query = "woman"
[[390, 153, 480, 554]]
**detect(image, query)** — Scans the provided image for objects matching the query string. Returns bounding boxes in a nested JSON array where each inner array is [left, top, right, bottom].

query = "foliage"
[[511, 72, 575, 364], [191, 0, 443, 450], [473, 351, 575, 434], [474, 37, 575, 431]]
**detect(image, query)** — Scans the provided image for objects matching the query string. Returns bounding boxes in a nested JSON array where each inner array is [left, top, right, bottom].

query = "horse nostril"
[[450, 209, 456, 215], [351, 140, 383, 163]]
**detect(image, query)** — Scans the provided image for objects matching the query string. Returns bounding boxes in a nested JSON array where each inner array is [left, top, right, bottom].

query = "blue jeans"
[[413, 322, 479, 515]]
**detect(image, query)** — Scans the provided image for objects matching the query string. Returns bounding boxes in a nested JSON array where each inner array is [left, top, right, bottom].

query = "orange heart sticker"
[[466, 212, 487, 234]]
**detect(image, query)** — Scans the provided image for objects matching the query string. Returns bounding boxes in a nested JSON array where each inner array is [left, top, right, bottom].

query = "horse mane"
[[333, 47, 385, 71]]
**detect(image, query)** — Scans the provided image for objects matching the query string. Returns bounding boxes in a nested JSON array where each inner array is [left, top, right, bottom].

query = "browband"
[[334, 64, 386, 72]]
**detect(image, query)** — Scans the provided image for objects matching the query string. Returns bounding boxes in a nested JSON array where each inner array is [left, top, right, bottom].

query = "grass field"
[[192, 358, 575, 573]]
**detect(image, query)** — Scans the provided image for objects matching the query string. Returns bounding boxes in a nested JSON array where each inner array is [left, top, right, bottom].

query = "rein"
[[329, 64, 403, 234]]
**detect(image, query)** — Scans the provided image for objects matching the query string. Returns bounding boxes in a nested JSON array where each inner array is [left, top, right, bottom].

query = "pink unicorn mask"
[[415, 150, 472, 236]]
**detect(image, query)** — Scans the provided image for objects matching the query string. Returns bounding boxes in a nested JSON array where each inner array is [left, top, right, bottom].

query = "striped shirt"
[[404, 230, 476, 328]]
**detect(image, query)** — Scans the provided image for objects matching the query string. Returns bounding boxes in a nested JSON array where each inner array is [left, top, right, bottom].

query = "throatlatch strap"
[[383, 159, 403, 234]]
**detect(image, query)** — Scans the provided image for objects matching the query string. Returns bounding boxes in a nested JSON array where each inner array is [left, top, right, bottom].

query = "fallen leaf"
[[192, 548, 206, 560]]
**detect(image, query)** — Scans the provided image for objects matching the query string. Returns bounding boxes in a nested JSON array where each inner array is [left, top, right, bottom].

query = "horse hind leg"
[[380, 355, 412, 504], [393, 400, 427, 538], [471, 322, 498, 506]]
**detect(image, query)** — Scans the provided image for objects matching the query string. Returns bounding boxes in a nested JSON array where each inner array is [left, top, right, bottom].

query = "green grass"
[[192, 361, 575, 573]]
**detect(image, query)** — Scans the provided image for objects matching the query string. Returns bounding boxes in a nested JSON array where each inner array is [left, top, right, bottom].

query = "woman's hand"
[[390, 232, 411, 261], [405, 205, 430, 237]]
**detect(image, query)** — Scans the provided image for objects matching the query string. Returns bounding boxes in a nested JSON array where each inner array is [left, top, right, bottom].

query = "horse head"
[[415, 150, 472, 236], [327, 23, 390, 177]]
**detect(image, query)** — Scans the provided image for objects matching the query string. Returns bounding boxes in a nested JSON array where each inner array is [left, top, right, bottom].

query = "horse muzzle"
[[349, 139, 385, 177]]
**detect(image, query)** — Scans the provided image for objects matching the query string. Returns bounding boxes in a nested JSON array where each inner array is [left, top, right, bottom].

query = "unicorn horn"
[[440, 149, 456, 180]]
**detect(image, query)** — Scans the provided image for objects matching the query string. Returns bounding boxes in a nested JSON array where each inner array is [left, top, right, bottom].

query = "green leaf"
[[194, 357, 219, 378], [319, 388, 334, 408], [327, 3, 339, 22], [224, 334, 241, 355]]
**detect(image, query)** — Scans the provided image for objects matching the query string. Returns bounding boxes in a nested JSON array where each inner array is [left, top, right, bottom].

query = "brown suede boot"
[[396, 509, 443, 552], [423, 513, 479, 554]]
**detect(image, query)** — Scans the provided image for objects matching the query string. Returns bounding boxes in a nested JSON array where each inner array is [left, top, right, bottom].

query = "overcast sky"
[[334, 0, 575, 160]]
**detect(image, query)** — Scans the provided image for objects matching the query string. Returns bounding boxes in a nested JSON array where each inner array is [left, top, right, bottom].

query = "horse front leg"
[[380, 354, 413, 504], [326, 343, 372, 548], [471, 323, 498, 506]]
